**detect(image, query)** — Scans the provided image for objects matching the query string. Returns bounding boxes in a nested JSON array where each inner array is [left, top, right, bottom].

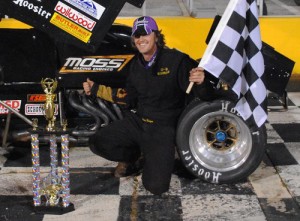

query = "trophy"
[[30, 78, 74, 214], [41, 78, 57, 131]]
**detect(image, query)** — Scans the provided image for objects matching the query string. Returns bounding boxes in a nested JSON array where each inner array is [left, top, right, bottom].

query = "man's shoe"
[[114, 162, 129, 178], [114, 158, 144, 178]]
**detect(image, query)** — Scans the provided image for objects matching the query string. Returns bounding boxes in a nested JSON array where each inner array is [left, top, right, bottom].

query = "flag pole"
[[186, 82, 194, 94]]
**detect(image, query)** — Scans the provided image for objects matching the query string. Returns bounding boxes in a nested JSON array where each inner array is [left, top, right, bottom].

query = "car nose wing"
[[0, 0, 144, 51]]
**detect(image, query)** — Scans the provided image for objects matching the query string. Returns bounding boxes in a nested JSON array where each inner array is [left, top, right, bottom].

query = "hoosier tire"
[[176, 99, 266, 184]]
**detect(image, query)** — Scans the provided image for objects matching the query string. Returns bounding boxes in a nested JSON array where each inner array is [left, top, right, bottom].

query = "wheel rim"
[[189, 111, 252, 172]]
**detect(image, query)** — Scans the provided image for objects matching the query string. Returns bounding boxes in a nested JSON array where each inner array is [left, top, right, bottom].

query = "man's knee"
[[88, 132, 112, 158]]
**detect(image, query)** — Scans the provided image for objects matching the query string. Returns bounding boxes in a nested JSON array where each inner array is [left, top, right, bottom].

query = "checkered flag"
[[194, 0, 267, 127]]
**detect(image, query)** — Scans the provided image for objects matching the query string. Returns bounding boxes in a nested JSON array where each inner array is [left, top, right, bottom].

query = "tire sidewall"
[[176, 99, 266, 184]]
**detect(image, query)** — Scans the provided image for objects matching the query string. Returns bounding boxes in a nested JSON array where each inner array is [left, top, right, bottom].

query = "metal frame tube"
[[0, 100, 33, 126], [2, 111, 11, 147]]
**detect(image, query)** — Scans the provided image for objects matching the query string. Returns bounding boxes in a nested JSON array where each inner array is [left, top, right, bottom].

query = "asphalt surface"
[[1, 94, 300, 221]]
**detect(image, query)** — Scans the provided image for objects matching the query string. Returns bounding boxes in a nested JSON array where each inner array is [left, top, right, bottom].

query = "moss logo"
[[59, 55, 134, 73]]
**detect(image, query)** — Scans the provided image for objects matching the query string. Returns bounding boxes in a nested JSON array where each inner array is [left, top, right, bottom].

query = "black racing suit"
[[90, 47, 215, 195]]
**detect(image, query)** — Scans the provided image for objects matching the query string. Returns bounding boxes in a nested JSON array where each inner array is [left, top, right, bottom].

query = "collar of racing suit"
[[137, 47, 163, 74]]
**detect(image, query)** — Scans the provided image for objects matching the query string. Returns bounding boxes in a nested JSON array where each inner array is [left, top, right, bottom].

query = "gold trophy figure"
[[40, 184, 63, 206], [41, 78, 57, 131]]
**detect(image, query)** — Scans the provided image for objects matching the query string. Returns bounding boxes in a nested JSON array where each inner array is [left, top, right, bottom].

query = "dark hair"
[[154, 30, 166, 48], [131, 30, 166, 49]]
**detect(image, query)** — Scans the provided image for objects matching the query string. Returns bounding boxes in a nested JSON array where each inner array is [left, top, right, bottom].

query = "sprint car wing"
[[0, 0, 144, 51]]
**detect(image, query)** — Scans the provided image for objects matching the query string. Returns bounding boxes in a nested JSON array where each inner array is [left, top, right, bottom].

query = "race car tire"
[[295, 0, 300, 6], [176, 99, 267, 184]]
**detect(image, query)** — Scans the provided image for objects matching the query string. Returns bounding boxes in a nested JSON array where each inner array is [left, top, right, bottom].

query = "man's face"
[[133, 32, 157, 60]]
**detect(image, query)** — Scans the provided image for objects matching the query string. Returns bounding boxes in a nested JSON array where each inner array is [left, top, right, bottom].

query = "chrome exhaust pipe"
[[68, 90, 100, 136], [112, 103, 124, 120], [81, 95, 109, 126], [96, 98, 118, 121]]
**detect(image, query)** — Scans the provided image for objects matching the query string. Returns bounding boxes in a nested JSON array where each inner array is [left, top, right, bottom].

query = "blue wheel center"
[[216, 131, 227, 142]]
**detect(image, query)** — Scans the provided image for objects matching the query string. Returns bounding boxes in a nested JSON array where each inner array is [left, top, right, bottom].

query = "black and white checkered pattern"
[[200, 0, 268, 127], [2, 92, 300, 220], [1, 94, 300, 220]]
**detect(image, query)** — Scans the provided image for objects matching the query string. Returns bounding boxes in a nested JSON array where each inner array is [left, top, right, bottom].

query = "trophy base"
[[33, 203, 75, 215]]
